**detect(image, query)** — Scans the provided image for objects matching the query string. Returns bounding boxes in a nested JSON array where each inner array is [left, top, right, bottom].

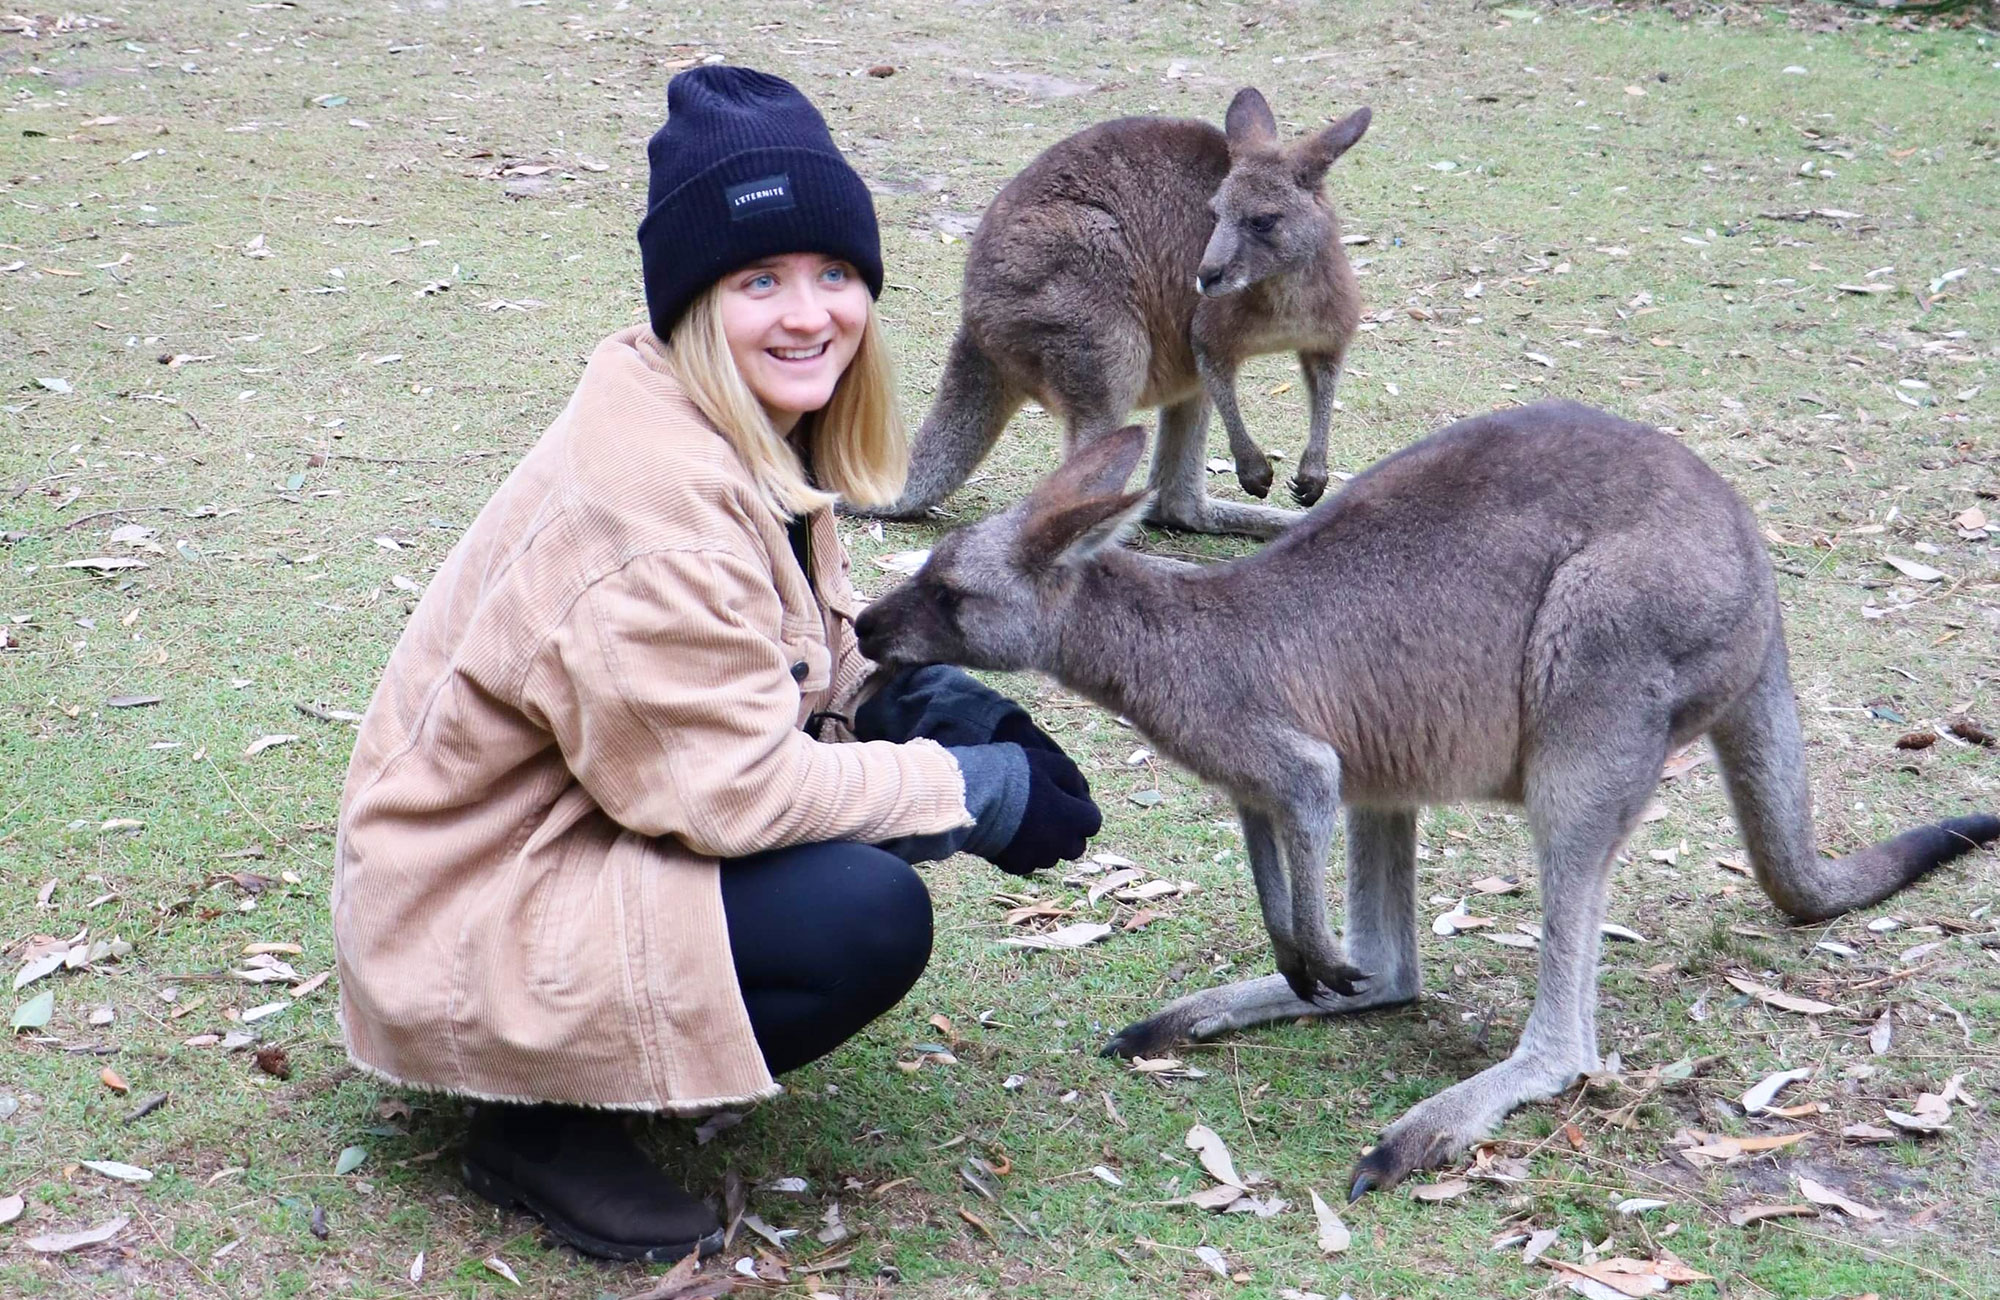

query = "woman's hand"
[[990, 746, 1101, 876]]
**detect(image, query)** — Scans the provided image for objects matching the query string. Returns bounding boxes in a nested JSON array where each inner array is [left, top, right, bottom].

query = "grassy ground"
[[3, 0, 1997, 1296]]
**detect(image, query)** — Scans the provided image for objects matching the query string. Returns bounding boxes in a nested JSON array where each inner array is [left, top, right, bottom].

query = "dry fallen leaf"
[[996, 921, 1112, 950], [871, 549, 930, 576], [1544, 1258, 1666, 1298], [1725, 975, 1839, 1015], [1869, 1007, 1893, 1055], [1157, 1182, 1246, 1211], [1636, 1259, 1713, 1285], [26, 1215, 129, 1253], [1087, 868, 1144, 905], [1308, 1188, 1350, 1254], [79, 1159, 152, 1183], [1741, 1066, 1813, 1114], [0, 1194, 23, 1225], [1183, 1123, 1246, 1189], [1727, 1203, 1819, 1227], [1795, 1175, 1883, 1222], [1432, 899, 1496, 936], [484, 1255, 522, 1285], [1883, 1092, 1950, 1134], [98, 1068, 128, 1094], [1682, 1131, 1808, 1165], [1410, 1178, 1471, 1202], [1882, 555, 1945, 582], [242, 734, 299, 758]]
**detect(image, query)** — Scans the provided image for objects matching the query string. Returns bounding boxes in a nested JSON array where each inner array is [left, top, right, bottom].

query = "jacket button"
[[790, 661, 808, 682]]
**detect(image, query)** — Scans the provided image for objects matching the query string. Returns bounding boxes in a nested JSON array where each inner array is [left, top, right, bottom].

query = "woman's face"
[[716, 252, 869, 434]]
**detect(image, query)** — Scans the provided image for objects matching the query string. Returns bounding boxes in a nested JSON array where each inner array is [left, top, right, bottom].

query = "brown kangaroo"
[[854, 401, 1999, 1197], [871, 88, 1370, 539]]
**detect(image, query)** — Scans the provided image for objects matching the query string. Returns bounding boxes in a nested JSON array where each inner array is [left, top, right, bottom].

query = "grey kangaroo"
[[854, 401, 1999, 1197], [873, 88, 1370, 539]]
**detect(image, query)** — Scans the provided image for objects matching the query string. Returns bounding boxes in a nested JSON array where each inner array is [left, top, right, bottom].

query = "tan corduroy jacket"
[[332, 326, 973, 1112]]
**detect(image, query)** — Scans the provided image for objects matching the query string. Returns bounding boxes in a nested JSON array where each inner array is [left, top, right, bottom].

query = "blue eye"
[[747, 272, 777, 291], [822, 264, 850, 284]]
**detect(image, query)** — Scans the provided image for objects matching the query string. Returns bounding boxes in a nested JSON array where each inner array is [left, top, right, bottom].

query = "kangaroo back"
[[961, 116, 1229, 393]]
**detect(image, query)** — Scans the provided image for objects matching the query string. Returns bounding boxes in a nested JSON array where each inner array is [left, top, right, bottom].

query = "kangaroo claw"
[[1279, 966, 1317, 1004], [1289, 472, 1327, 508], [1348, 1126, 1457, 1201]]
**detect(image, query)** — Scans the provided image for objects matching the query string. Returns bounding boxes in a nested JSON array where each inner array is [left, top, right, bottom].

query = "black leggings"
[[719, 841, 933, 1076]]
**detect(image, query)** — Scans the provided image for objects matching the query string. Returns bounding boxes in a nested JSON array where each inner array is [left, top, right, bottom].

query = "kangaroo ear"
[[1295, 106, 1371, 188], [1224, 87, 1278, 155], [1017, 489, 1152, 570], [1034, 424, 1148, 503]]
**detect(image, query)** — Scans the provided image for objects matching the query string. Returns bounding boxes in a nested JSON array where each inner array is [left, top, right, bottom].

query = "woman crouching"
[[331, 66, 1101, 1261]]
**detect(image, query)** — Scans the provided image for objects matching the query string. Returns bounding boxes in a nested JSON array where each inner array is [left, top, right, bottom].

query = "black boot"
[[460, 1103, 725, 1262]]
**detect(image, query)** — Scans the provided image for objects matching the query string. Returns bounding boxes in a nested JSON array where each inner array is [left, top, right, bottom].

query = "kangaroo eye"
[[1247, 213, 1280, 234]]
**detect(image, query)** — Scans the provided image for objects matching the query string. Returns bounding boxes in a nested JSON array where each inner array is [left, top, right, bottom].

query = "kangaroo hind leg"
[[1145, 394, 1301, 540], [1349, 698, 1668, 1199]]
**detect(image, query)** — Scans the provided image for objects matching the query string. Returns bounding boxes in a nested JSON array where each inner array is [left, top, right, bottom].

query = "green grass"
[[3, 1, 1997, 1296]]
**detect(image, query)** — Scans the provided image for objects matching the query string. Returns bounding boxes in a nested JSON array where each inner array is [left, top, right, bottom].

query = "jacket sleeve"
[[523, 546, 974, 860]]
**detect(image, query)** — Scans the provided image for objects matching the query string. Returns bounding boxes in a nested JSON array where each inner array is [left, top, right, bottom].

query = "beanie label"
[[724, 173, 796, 221]]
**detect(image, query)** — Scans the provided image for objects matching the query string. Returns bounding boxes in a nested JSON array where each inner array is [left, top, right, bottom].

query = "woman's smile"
[[719, 253, 869, 432]]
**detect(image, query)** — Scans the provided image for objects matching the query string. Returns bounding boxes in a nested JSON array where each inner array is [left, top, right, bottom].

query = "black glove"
[[990, 707, 1067, 756], [857, 664, 1040, 749], [991, 746, 1102, 877]]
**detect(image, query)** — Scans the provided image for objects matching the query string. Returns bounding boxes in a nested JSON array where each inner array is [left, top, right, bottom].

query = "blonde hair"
[[663, 285, 909, 517]]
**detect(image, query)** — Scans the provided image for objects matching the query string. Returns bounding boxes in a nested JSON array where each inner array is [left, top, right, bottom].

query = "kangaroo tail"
[[1709, 639, 1999, 922], [870, 328, 1020, 519]]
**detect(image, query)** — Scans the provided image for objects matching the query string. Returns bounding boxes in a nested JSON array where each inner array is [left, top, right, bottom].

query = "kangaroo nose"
[[1194, 269, 1221, 294], [854, 605, 883, 653]]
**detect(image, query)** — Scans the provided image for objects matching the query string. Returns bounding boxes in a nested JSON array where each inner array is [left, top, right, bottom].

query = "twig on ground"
[[1769, 1221, 1978, 1300], [328, 449, 502, 466]]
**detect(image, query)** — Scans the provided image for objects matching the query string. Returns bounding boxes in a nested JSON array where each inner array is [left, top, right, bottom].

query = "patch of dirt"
[[951, 67, 1099, 100]]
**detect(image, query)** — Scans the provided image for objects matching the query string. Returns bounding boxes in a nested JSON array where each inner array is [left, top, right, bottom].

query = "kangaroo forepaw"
[[1235, 453, 1275, 499], [1289, 470, 1328, 508], [1277, 955, 1370, 1005]]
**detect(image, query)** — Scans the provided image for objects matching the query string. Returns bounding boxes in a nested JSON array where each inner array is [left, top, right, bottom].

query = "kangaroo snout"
[[852, 604, 893, 662], [1194, 267, 1246, 298]]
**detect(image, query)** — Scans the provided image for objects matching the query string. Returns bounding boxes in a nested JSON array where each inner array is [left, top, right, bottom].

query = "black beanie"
[[638, 65, 884, 340]]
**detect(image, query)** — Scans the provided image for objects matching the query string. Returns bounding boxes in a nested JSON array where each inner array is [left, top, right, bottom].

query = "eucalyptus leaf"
[[333, 1145, 368, 1175], [11, 990, 53, 1031]]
